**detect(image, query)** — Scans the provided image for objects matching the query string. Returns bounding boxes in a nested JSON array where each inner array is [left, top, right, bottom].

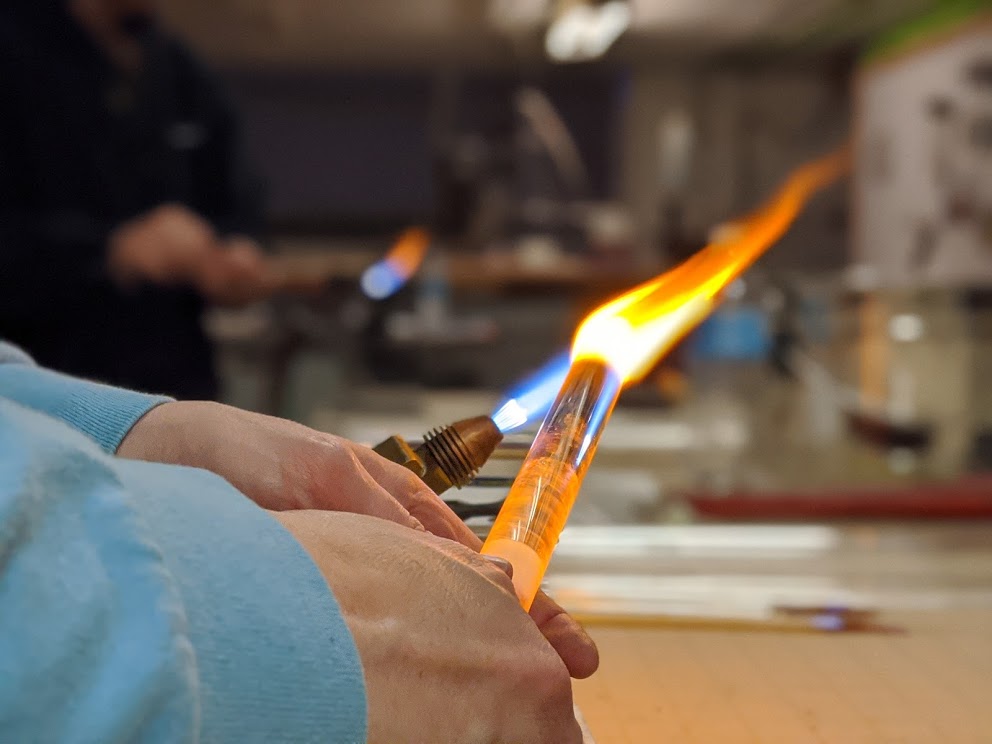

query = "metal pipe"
[[482, 360, 622, 609]]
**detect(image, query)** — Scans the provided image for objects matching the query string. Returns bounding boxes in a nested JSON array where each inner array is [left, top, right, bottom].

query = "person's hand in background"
[[272, 510, 583, 744], [117, 400, 600, 680], [108, 205, 276, 306], [108, 203, 218, 287], [194, 235, 275, 307]]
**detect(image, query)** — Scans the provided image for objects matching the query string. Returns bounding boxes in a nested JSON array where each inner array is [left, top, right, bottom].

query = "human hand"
[[107, 203, 218, 287], [118, 401, 599, 679], [194, 236, 276, 307], [272, 510, 584, 744], [118, 400, 439, 532]]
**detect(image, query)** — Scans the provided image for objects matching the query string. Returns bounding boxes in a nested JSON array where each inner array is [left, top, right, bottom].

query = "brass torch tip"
[[417, 416, 504, 495]]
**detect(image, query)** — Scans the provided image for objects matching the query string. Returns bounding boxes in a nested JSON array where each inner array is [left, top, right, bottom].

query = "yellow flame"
[[572, 147, 850, 383]]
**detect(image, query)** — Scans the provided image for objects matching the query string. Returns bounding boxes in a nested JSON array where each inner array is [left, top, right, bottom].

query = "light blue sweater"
[[0, 342, 366, 743]]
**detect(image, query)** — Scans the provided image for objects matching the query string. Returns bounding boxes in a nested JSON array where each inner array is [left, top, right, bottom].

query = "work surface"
[[545, 522, 992, 743], [574, 609, 992, 743]]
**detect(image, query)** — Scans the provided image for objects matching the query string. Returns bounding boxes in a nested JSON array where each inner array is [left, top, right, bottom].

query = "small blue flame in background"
[[360, 259, 406, 300], [491, 351, 572, 433]]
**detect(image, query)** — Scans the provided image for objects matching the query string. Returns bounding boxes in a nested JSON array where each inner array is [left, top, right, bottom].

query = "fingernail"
[[411, 518, 427, 532], [483, 555, 514, 579]]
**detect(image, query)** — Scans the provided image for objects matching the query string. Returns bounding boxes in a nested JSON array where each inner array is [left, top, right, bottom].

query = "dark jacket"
[[0, 1, 263, 398]]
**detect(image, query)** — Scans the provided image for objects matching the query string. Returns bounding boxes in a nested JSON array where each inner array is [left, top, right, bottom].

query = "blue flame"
[[491, 351, 572, 433], [360, 260, 406, 300]]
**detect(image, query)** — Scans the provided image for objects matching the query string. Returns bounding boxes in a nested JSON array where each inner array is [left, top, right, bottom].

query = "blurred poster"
[[854, 18, 992, 287]]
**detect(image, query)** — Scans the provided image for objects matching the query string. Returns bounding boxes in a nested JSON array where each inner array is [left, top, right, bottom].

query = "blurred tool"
[[571, 606, 888, 634], [656, 108, 699, 262], [373, 416, 504, 495], [844, 408, 934, 451], [515, 88, 589, 194], [770, 321, 939, 457], [482, 147, 851, 609]]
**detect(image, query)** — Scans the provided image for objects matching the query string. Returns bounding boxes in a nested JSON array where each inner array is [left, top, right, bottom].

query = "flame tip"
[[569, 146, 849, 381]]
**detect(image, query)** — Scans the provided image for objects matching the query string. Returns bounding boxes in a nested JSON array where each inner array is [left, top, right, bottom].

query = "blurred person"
[[0, 0, 273, 399], [0, 339, 598, 742]]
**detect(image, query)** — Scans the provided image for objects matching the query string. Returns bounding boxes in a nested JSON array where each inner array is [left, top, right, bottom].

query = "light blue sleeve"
[[0, 399, 198, 743], [0, 340, 171, 453], [0, 400, 367, 743]]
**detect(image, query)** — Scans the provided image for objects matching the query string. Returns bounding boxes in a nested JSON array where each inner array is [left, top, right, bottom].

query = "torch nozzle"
[[417, 416, 503, 494], [373, 416, 503, 496]]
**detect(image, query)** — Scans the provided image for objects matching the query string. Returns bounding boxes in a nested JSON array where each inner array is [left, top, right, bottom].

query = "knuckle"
[[394, 470, 435, 507], [319, 437, 362, 474], [395, 466, 424, 492], [343, 446, 365, 473]]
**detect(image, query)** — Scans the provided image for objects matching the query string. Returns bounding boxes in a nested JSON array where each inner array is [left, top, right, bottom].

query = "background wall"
[[618, 62, 851, 271]]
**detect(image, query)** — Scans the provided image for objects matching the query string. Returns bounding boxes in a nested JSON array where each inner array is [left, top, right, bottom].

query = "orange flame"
[[573, 147, 850, 382], [360, 227, 431, 299], [388, 227, 431, 275]]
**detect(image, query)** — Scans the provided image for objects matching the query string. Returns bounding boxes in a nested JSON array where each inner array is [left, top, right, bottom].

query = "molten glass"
[[360, 227, 431, 300], [484, 360, 621, 608], [482, 147, 850, 608]]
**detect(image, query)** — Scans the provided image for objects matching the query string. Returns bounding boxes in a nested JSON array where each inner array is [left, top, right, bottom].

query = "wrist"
[[117, 400, 204, 462]]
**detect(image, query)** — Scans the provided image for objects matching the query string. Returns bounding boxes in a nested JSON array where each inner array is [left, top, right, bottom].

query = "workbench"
[[267, 245, 657, 294], [574, 609, 992, 743], [553, 522, 992, 744]]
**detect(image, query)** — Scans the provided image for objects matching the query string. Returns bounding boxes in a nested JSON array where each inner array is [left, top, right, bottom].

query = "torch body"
[[482, 360, 622, 609]]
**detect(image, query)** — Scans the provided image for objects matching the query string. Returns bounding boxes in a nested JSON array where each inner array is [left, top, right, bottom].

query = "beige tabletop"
[[550, 523, 992, 743], [574, 609, 992, 743]]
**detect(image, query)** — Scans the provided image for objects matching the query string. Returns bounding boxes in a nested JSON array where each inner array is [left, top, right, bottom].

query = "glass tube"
[[482, 359, 622, 609]]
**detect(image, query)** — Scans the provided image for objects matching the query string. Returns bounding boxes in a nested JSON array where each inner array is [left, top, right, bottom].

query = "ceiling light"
[[545, 1, 631, 63]]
